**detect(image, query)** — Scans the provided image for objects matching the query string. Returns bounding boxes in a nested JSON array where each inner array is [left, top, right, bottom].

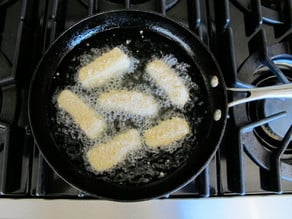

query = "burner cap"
[[264, 98, 292, 139], [248, 66, 292, 153]]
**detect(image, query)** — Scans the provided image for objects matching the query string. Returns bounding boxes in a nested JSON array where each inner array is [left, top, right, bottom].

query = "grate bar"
[[260, 125, 292, 193]]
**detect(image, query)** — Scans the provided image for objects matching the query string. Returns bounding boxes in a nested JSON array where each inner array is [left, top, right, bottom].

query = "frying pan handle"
[[227, 83, 292, 107]]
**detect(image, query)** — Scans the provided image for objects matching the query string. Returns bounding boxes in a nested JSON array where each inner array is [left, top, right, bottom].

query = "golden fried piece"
[[78, 47, 131, 88], [98, 90, 159, 116], [57, 89, 106, 139], [86, 129, 142, 172], [144, 117, 190, 148], [146, 59, 189, 107]]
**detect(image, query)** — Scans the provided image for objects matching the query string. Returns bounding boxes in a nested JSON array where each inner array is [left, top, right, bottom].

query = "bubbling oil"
[[50, 28, 207, 185]]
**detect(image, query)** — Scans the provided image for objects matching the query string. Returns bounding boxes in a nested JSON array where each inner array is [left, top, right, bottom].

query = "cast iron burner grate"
[[250, 71, 292, 149], [232, 40, 292, 190], [231, 0, 287, 25], [79, 0, 179, 12]]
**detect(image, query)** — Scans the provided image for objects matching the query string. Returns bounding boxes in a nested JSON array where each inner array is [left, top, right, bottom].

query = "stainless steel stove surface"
[[0, 0, 291, 198]]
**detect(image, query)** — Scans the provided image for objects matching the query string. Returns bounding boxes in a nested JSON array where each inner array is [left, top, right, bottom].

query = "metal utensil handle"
[[227, 83, 292, 107]]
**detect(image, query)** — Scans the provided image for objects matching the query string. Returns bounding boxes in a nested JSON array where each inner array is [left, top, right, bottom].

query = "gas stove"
[[0, 0, 291, 198]]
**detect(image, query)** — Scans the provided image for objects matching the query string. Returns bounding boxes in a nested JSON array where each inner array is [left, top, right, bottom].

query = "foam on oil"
[[50, 29, 207, 185]]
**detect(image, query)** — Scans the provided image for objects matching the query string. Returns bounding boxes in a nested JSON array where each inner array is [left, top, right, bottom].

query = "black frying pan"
[[28, 10, 228, 201]]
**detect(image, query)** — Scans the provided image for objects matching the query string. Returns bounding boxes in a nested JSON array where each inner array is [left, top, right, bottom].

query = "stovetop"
[[0, 0, 291, 198]]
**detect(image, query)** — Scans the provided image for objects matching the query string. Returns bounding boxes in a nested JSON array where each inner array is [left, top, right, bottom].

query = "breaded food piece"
[[144, 117, 190, 148], [97, 90, 159, 116], [57, 89, 106, 139], [78, 47, 131, 88], [86, 129, 142, 172], [146, 59, 189, 107]]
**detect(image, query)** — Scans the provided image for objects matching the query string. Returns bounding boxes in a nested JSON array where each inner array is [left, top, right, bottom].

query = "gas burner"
[[232, 0, 284, 24], [248, 73, 292, 153], [80, 0, 179, 10], [233, 43, 292, 180]]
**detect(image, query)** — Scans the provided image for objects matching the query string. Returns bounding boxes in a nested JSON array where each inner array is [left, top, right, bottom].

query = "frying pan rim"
[[28, 9, 228, 201]]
